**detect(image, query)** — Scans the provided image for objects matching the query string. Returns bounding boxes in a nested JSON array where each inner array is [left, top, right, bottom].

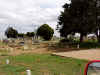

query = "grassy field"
[[0, 41, 89, 75], [0, 54, 88, 75]]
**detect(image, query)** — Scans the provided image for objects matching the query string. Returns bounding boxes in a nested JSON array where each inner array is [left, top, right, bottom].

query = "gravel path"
[[53, 49, 100, 60]]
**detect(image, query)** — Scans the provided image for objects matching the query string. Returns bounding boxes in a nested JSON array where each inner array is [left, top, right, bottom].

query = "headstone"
[[19, 41, 25, 46], [32, 40, 40, 45], [32, 38, 34, 44], [24, 45, 28, 50], [26, 70, 31, 75], [34, 40, 39, 43], [77, 44, 80, 49], [6, 59, 10, 64], [11, 39, 15, 43], [98, 29, 100, 36], [10, 48, 13, 52]]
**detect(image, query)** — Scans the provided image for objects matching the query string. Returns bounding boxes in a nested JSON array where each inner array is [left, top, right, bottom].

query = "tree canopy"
[[18, 33, 25, 38], [37, 24, 54, 40], [57, 0, 98, 42], [5, 27, 18, 38], [26, 32, 35, 37]]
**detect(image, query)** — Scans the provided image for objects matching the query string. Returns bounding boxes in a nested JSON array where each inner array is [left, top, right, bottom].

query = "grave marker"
[[77, 44, 80, 49], [26, 70, 31, 75], [6, 59, 10, 64]]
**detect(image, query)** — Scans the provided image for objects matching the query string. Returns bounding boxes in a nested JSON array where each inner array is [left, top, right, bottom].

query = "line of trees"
[[57, 0, 100, 42], [5, 24, 54, 41]]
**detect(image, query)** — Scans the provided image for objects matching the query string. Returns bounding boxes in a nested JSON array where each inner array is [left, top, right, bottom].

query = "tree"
[[18, 33, 25, 38], [37, 24, 54, 40], [57, 0, 97, 42], [5, 27, 18, 38], [26, 32, 35, 37], [94, 0, 100, 42]]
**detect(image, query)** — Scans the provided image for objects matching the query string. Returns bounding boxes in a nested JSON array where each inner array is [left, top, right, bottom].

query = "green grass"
[[0, 54, 88, 75]]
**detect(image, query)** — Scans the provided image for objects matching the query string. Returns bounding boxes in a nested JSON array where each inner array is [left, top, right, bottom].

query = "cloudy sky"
[[0, 0, 70, 39]]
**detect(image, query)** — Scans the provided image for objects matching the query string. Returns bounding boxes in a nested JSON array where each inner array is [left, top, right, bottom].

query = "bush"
[[79, 42, 100, 49], [60, 39, 70, 43], [60, 39, 79, 44], [60, 39, 100, 49]]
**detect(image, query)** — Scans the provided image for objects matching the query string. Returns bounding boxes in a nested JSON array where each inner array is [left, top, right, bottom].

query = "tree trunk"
[[80, 33, 84, 43]]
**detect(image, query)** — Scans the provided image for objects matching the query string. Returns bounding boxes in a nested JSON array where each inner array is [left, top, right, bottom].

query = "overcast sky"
[[0, 0, 70, 39]]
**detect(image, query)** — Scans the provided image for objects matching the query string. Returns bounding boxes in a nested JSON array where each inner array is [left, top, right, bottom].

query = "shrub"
[[60, 39, 100, 49], [79, 42, 100, 48]]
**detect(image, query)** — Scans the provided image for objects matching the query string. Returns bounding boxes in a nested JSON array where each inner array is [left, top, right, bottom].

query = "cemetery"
[[0, 26, 100, 75], [0, 38, 88, 75], [0, 29, 100, 75], [0, 0, 100, 75]]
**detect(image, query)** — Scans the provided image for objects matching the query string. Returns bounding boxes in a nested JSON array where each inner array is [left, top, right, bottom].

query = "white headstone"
[[6, 59, 10, 64], [77, 44, 80, 49], [26, 70, 31, 75], [24, 45, 28, 50], [98, 29, 100, 36]]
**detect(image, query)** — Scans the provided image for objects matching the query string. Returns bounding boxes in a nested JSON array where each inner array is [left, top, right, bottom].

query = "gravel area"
[[53, 49, 100, 60]]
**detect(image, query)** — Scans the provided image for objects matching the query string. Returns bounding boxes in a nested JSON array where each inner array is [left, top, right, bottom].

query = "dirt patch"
[[53, 49, 100, 60], [2, 41, 100, 60], [0, 42, 53, 56]]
